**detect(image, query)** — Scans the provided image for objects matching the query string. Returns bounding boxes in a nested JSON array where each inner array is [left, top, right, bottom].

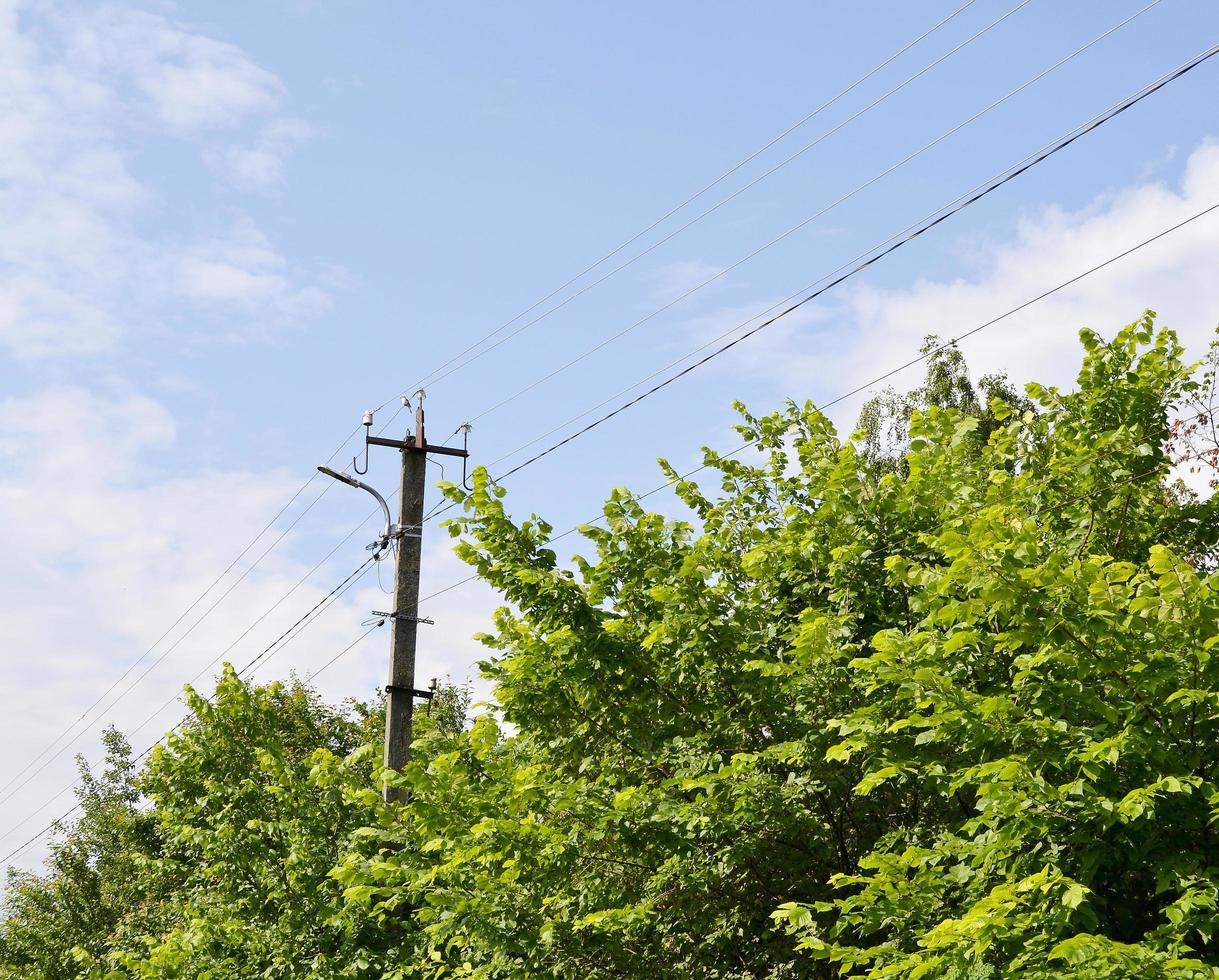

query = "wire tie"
[[370, 610, 434, 625]]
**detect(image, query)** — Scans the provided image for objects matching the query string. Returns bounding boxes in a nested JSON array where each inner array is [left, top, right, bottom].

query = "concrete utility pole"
[[319, 393, 468, 802], [371, 397, 469, 802], [382, 412, 427, 798]]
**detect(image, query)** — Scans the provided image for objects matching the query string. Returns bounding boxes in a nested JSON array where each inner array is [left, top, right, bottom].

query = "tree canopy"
[[4, 313, 1219, 978]]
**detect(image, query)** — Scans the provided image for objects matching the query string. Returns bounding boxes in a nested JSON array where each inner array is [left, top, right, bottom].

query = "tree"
[[0, 673, 474, 979], [0, 729, 158, 980], [337, 313, 1219, 977], [7, 313, 1219, 979]]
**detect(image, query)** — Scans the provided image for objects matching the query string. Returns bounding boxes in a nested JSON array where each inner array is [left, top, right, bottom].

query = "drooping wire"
[[0, 554, 380, 858], [398, 0, 1041, 399], [0, 481, 347, 810], [309, 622, 386, 681], [478, 47, 1213, 471], [460, 1, 1172, 430], [488, 59, 1219, 483], [5, 197, 1217, 870]]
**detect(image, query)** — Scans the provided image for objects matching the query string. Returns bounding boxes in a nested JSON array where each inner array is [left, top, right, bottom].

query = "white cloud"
[[215, 117, 315, 191], [702, 141, 1219, 422], [50, 3, 283, 132], [0, 0, 325, 360], [176, 219, 329, 323], [0, 383, 500, 869]]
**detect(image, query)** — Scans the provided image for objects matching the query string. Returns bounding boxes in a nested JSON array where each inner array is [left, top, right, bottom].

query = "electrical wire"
[[489, 58, 1219, 482], [0, 402, 408, 809], [308, 622, 386, 681], [372, 45, 1219, 539], [4, 197, 1216, 870], [397, 0, 1044, 398], [461, 2, 1173, 429], [368, 0, 994, 410], [478, 54, 1210, 472], [0, 483, 336, 806], [0, 554, 379, 859], [0, 481, 346, 810]]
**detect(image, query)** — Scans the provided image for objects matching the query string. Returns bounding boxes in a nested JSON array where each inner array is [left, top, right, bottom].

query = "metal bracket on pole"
[[384, 683, 435, 701], [371, 610, 434, 626], [366, 435, 470, 458]]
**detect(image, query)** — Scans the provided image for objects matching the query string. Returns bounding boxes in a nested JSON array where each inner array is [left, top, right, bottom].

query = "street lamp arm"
[[317, 466, 393, 547]]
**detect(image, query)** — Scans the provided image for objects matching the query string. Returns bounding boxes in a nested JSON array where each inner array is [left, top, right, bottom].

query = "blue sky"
[[2, 0, 1219, 866]]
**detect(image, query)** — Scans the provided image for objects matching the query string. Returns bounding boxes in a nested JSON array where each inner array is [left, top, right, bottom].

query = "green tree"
[[337, 313, 1219, 977], [0, 729, 160, 980], [7, 312, 1219, 979], [856, 337, 1035, 478], [100, 669, 399, 979]]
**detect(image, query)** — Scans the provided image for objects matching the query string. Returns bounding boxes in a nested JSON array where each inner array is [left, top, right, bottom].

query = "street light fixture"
[[316, 465, 396, 553]]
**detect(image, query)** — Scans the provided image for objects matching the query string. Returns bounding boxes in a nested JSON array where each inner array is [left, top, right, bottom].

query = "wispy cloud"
[[680, 141, 1219, 422], [214, 117, 315, 191], [0, 0, 326, 360], [647, 259, 728, 306]]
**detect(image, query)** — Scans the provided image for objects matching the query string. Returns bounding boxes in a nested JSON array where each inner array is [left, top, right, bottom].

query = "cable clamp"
[[371, 610, 434, 625], [385, 683, 435, 701]]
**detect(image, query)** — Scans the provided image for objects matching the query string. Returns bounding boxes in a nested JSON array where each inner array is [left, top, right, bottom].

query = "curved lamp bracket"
[[317, 466, 394, 553]]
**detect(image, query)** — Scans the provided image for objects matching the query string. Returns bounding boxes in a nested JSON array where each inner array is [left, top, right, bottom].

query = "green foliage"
[[339, 312, 1219, 976], [857, 336, 1036, 479], [0, 673, 474, 979], [6, 311, 1219, 978], [101, 669, 397, 978], [0, 729, 158, 979]]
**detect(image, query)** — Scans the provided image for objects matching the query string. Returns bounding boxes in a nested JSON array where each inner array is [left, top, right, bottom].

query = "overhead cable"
[[464, 1, 1172, 429]]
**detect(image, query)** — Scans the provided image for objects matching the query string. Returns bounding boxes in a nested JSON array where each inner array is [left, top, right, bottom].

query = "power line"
[[490, 54, 1219, 482], [0, 478, 336, 806], [462, 1, 1171, 429], [399, 0, 1042, 398], [0, 554, 379, 861], [0, 399, 412, 812], [0, 522, 390, 824], [0, 480, 344, 810], [0, 2, 1049, 788], [480, 54, 1211, 472], [395, 200, 1219, 615], [127, 552, 381, 744], [309, 622, 385, 681]]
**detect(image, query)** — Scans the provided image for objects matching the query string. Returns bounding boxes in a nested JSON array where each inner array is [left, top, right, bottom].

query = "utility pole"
[[318, 392, 469, 802], [382, 408, 427, 801]]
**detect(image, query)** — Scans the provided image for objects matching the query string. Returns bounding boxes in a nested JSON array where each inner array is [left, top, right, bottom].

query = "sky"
[[2, 0, 1219, 869]]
